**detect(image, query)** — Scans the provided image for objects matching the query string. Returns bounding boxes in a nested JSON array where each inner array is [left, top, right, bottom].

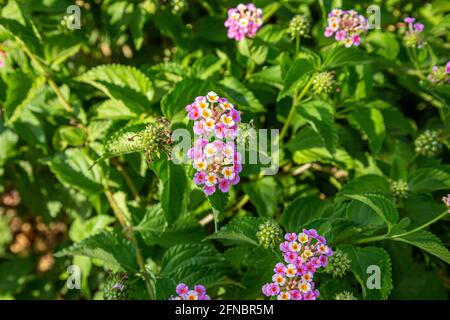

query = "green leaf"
[[288, 127, 355, 168], [408, 168, 450, 193], [0, 258, 35, 294], [281, 195, 331, 232], [77, 64, 154, 113], [336, 175, 390, 201], [135, 204, 167, 243], [54, 231, 138, 272], [297, 100, 338, 154], [160, 78, 215, 120], [0, 17, 43, 56], [340, 245, 393, 299], [393, 230, 450, 264], [278, 58, 315, 100], [49, 148, 103, 196], [155, 277, 177, 300], [160, 244, 228, 287], [207, 216, 260, 246], [218, 77, 265, 113], [243, 177, 278, 217], [0, 120, 19, 166], [93, 99, 137, 120], [4, 72, 45, 124], [349, 107, 386, 155], [321, 46, 371, 69], [150, 158, 189, 224], [69, 215, 115, 243], [345, 193, 399, 231]]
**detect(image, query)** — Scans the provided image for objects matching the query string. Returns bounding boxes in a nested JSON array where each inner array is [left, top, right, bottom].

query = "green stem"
[[356, 210, 449, 244], [279, 76, 314, 141], [263, 3, 280, 22], [18, 42, 74, 113], [104, 182, 154, 300], [391, 210, 449, 239], [295, 36, 300, 55]]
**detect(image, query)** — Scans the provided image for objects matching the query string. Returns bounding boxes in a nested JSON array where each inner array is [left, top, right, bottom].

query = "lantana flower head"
[[225, 3, 263, 41], [324, 9, 368, 48], [0, 50, 6, 68], [402, 17, 425, 48], [186, 92, 242, 195], [427, 61, 450, 85], [262, 229, 333, 300], [170, 283, 211, 300], [442, 194, 450, 213]]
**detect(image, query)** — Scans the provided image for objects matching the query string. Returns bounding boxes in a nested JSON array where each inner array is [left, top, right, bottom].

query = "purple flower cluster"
[[186, 92, 242, 195], [169, 283, 211, 300], [0, 50, 6, 68], [427, 61, 450, 85], [402, 17, 425, 48], [324, 9, 368, 48], [443, 194, 450, 213], [225, 3, 263, 41], [262, 229, 333, 300]]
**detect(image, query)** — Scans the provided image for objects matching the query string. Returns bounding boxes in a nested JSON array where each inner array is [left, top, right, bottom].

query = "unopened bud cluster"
[[103, 272, 129, 300], [312, 72, 335, 95], [170, 0, 187, 15], [324, 249, 350, 278], [130, 118, 172, 163], [414, 130, 442, 157], [390, 180, 409, 200], [257, 221, 283, 249], [288, 15, 310, 39], [334, 291, 357, 300], [427, 62, 450, 85]]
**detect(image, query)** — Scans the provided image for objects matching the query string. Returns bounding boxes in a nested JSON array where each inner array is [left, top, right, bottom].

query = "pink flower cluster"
[[0, 51, 6, 68], [169, 283, 211, 300], [186, 92, 242, 195], [404, 17, 425, 33], [262, 229, 333, 300], [324, 9, 368, 48], [225, 3, 263, 41], [443, 194, 450, 213]]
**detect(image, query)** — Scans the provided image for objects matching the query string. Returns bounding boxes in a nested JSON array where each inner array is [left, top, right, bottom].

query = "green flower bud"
[[256, 221, 283, 249], [288, 15, 310, 39], [414, 130, 443, 157], [334, 291, 358, 300], [403, 32, 422, 48], [390, 179, 409, 200], [170, 0, 187, 15], [324, 249, 350, 278], [130, 118, 173, 163], [312, 72, 335, 95], [236, 121, 255, 148], [103, 272, 129, 300]]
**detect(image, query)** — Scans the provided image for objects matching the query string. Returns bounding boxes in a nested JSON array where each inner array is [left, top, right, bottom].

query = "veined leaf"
[[393, 230, 450, 264], [218, 77, 265, 113], [321, 46, 371, 69], [77, 64, 154, 113], [408, 168, 450, 193], [54, 231, 138, 272], [4, 72, 45, 124], [297, 100, 337, 154], [160, 244, 228, 287], [349, 107, 386, 155], [340, 245, 393, 299], [281, 195, 331, 232], [207, 216, 260, 246], [49, 148, 103, 196], [161, 78, 215, 119], [278, 58, 315, 100], [150, 157, 189, 225], [243, 177, 278, 217], [346, 193, 399, 231]]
